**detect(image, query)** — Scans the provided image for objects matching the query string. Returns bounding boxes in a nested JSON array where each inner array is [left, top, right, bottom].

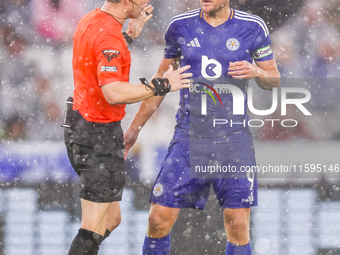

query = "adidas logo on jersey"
[[186, 38, 201, 47]]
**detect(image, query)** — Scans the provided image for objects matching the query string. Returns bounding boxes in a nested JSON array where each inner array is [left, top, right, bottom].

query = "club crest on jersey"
[[153, 183, 164, 197], [102, 49, 120, 62], [226, 38, 240, 51]]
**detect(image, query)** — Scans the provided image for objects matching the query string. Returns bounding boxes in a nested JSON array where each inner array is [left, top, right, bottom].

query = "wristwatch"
[[122, 31, 133, 44]]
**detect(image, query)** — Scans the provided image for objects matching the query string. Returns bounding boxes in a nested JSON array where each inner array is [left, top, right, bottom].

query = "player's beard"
[[203, 0, 230, 18]]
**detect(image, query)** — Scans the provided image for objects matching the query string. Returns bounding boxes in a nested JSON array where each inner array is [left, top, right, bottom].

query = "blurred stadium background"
[[0, 0, 340, 254]]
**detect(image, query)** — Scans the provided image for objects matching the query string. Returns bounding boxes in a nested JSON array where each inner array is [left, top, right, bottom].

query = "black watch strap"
[[122, 31, 133, 44], [140, 78, 156, 95], [140, 78, 171, 96]]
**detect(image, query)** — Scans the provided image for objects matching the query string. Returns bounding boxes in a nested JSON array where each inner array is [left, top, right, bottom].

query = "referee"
[[64, 0, 192, 254]]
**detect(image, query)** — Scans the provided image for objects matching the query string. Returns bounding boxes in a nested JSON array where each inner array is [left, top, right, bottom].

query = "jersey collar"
[[200, 8, 234, 27]]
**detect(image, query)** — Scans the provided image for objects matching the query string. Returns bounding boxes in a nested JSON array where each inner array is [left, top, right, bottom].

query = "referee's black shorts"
[[64, 110, 125, 203]]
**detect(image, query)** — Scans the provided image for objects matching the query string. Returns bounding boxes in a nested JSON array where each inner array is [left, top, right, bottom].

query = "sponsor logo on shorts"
[[226, 38, 240, 51], [153, 183, 164, 197], [253, 46, 272, 59], [102, 49, 120, 62], [242, 192, 254, 204], [101, 66, 117, 72]]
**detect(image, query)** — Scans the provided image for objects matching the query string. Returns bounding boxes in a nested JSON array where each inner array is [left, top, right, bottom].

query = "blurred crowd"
[[0, 0, 339, 142], [0, 0, 84, 141], [260, 0, 340, 141]]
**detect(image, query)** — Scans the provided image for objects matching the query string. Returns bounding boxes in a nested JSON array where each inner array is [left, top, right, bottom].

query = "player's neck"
[[101, 2, 130, 25], [203, 7, 231, 27]]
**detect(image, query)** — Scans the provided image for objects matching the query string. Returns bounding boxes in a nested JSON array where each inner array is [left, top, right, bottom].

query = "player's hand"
[[228, 60, 260, 79], [125, 5, 154, 40], [163, 65, 193, 92], [123, 127, 140, 160]]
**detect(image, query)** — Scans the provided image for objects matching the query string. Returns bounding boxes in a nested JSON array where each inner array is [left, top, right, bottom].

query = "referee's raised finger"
[[144, 5, 154, 14]]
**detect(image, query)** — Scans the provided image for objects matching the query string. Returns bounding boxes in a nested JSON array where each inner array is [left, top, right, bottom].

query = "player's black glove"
[[140, 78, 171, 96]]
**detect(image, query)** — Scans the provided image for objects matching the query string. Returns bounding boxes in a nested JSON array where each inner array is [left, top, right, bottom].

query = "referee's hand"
[[163, 65, 192, 92], [123, 127, 139, 160], [125, 5, 154, 40]]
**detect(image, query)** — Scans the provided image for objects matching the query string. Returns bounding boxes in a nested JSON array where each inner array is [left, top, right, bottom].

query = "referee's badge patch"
[[153, 183, 164, 197], [102, 49, 120, 62], [226, 38, 240, 51], [101, 66, 117, 72]]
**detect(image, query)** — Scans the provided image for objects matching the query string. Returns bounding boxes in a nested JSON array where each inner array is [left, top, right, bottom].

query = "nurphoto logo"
[[191, 82, 312, 128]]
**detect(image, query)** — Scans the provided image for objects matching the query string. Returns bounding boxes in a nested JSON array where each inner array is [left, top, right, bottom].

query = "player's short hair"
[[106, 0, 122, 3]]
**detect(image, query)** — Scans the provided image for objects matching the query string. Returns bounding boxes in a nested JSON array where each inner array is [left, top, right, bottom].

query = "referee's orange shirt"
[[72, 8, 131, 123]]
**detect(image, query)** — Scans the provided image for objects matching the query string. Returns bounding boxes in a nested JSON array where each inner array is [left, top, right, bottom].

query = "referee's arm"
[[124, 57, 180, 159]]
